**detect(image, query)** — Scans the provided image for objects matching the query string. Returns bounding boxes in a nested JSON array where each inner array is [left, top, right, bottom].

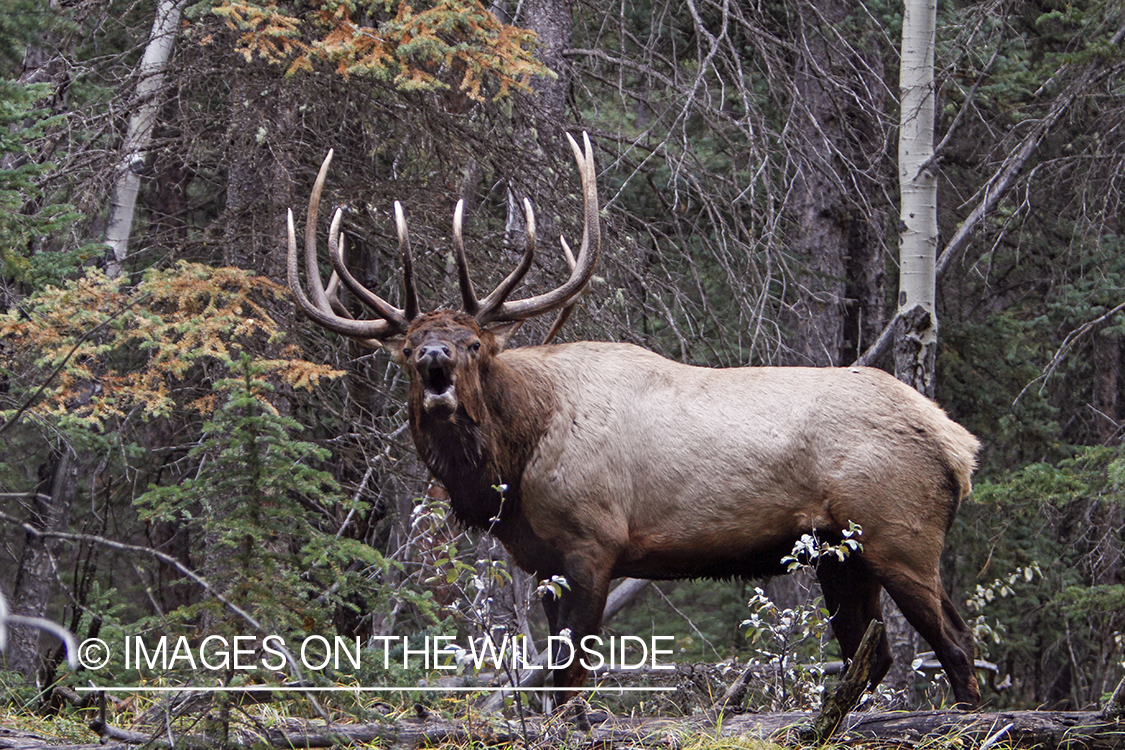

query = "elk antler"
[[450, 197, 536, 318], [541, 236, 579, 345], [286, 149, 417, 345], [456, 132, 600, 327], [287, 132, 598, 341]]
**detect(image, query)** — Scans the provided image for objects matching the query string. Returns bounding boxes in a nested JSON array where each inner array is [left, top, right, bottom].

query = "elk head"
[[286, 133, 599, 422]]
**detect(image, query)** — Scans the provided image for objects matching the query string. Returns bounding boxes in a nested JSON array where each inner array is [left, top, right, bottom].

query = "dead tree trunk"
[[4, 447, 76, 684]]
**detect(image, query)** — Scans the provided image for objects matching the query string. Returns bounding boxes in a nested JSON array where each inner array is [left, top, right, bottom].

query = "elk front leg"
[[545, 556, 612, 692]]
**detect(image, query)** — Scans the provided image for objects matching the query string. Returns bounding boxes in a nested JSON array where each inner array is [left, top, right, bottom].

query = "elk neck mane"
[[408, 341, 556, 530]]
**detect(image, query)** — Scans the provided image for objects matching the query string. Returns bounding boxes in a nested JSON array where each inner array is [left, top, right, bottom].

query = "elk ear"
[[485, 321, 524, 351], [383, 337, 409, 366]]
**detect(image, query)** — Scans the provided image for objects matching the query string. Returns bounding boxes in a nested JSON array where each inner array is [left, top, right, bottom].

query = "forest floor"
[[3, 699, 1124, 750]]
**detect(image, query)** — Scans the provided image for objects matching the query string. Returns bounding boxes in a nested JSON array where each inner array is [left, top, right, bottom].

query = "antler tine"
[[303, 149, 335, 313], [328, 207, 411, 330], [322, 236, 385, 347], [324, 238, 348, 317], [324, 273, 347, 316], [287, 207, 396, 342], [394, 202, 421, 321], [477, 131, 600, 326], [540, 234, 580, 345], [475, 197, 536, 317], [559, 232, 578, 270], [452, 200, 480, 315], [286, 149, 413, 344]]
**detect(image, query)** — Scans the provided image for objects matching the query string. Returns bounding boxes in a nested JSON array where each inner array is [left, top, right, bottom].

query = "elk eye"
[[469, 341, 481, 353], [402, 347, 413, 358]]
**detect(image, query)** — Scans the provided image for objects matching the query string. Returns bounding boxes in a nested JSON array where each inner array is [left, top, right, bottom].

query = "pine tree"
[[0, 81, 81, 285], [0, 0, 83, 288], [134, 355, 387, 677]]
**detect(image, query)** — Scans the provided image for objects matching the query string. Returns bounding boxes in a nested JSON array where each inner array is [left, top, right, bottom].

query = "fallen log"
[[3, 707, 1122, 749], [835, 709, 1124, 750]]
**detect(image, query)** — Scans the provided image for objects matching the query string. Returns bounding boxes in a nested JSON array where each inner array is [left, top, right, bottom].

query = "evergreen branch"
[[935, 17, 1125, 279], [1015, 298, 1125, 405], [0, 292, 151, 438]]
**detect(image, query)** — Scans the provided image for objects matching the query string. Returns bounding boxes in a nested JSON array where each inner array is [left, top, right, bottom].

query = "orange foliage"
[[211, 0, 553, 101], [0, 262, 343, 428]]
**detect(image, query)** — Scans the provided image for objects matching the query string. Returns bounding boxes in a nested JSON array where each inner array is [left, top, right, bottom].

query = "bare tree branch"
[[0, 509, 327, 720], [855, 17, 1125, 368]]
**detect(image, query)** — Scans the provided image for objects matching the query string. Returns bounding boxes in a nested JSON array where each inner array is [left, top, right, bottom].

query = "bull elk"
[[286, 133, 982, 708]]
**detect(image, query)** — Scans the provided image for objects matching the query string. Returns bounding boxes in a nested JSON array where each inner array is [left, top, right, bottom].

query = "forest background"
[[1, 0, 1123, 725]]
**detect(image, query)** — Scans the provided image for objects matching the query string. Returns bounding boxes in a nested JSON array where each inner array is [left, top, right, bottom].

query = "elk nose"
[[417, 343, 453, 366]]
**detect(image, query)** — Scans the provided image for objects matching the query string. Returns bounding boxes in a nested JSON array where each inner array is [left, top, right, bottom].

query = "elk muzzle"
[[416, 343, 458, 417]]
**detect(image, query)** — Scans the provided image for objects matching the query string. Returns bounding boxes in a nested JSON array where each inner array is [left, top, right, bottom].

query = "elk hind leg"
[[876, 570, 980, 708], [816, 556, 893, 690]]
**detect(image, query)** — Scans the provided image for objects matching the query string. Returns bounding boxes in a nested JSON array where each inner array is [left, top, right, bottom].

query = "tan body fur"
[[404, 331, 981, 707], [513, 343, 977, 584]]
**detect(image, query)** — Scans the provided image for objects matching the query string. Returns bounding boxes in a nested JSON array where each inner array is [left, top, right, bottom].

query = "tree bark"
[[4, 447, 76, 683], [518, 0, 572, 126], [217, 68, 296, 280], [893, 305, 938, 398], [104, 0, 187, 278], [782, 0, 887, 367], [896, 0, 938, 330], [782, 0, 848, 367], [896, 0, 938, 350]]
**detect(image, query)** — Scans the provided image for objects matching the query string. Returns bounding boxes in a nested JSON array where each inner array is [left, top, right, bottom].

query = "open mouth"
[[424, 365, 452, 395], [421, 365, 458, 416]]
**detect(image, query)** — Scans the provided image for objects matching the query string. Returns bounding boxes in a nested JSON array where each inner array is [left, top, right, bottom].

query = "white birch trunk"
[[886, 0, 939, 707], [894, 0, 939, 397], [898, 0, 937, 320], [104, 0, 186, 278]]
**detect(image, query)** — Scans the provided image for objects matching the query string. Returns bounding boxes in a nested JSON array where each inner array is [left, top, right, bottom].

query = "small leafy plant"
[[740, 525, 864, 710]]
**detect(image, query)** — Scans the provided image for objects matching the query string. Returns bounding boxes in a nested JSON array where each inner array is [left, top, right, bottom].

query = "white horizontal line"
[[75, 686, 676, 693]]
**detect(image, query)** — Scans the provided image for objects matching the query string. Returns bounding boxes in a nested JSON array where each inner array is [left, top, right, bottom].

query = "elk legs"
[[816, 556, 894, 690], [542, 558, 613, 692], [877, 572, 980, 708]]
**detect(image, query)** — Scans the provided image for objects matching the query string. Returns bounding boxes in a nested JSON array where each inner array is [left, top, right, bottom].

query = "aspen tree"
[[894, 0, 939, 398]]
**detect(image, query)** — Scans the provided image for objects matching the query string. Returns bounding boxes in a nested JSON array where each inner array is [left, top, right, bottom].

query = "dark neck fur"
[[410, 354, 554, 530]]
